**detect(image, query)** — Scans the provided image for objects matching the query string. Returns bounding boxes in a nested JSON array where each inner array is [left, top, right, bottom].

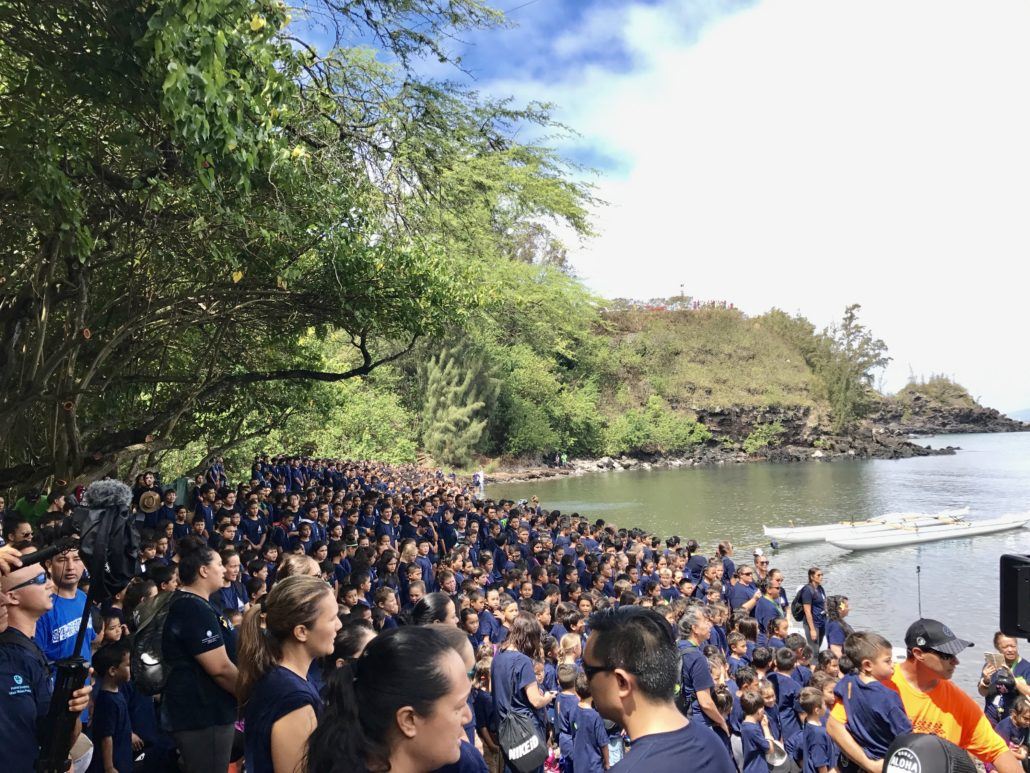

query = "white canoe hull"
[[763, 508, 970, 544], [825, 514, 1030, 551]]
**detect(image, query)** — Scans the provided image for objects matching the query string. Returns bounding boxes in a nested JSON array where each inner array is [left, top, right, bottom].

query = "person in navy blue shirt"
[[581, 605, 734, 773], [767, 648, 803, 742], [994, 695, 1030, 758], [798, 568, 827, 649], [677, 606, 730, 736], [728, 565, 762, 616], [739, 689, 773, 773], [89, 640, 135, 773], [799, 687, 836, 773], [572, 672, 610, 773], [0, 550, 92, 773], [238, 575, 340, 773]]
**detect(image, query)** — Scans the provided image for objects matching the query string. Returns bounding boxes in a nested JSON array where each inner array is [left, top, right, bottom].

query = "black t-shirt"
[[0, 629, 52, 773], [160, 591, 237, 731]]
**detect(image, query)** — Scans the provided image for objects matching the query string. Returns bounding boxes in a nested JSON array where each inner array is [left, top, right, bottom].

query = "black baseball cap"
[[904, 618, 974, 655]]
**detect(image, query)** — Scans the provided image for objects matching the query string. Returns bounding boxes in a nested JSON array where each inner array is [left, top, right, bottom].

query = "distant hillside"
[[600, 307, 820, 412], [871, 376, 1026, 435]]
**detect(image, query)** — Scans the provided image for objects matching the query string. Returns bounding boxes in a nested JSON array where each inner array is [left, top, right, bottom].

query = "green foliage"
[[602, 308, 819, 410], [897, 374, 977, 408], [603, 396, 712, 456], [420, 346, 497, 467], [0, 0, 592, 489], [811, 305, 891, 432], [743, 421, 786, 454]]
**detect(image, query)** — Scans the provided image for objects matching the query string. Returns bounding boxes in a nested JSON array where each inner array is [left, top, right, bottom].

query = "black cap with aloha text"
[[904, 618, 974, 655]]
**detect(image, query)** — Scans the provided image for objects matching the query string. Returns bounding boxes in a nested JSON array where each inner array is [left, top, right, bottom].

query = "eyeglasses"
[[8, 572, 47, 591], [739, 571, 753, 577], [756, 560, 769, 565], [582, 662, 615, 681], [927, 649, 957, 663]]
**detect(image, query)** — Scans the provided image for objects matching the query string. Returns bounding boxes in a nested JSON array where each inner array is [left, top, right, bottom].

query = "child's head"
[[751, 646, 773, 672], [228, 610, 244, 629], [103, 615, 125, 642], [712, 686, 733, 718], [734, 666, 758, 691], [799, 686, 825, 719], [809, 671, 838, 711], [533, 660, 545, 685], [844, 631, 894, 681], [557, 663, 578, 691], [817, 650, 840, 677], [727, 631, 747, 656], [774, 646, 797, 673], [740, 689, 766, 720], [575, 670, 592, 700], [759, 680, 776, 708], [474, 658, 492, 689], [768, 618, 789, 640], [94, 639, 131, 686], [1011, 696, 1030, 728]]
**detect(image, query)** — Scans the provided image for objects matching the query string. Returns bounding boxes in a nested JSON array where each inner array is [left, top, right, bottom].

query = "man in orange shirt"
[[830, 619, 1022, 773]]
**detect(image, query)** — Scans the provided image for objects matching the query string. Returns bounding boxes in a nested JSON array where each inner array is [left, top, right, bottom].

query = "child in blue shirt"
[[728, 632, 751, 675], [829, 632, 911, 767], [768, 648, 803, 741], [555, 664, 579, 773], [740, 689, 773, 773], [571, 672, 609, 773], [994, 695, 1030, 762], [89, 641, 136, 773], [799, 687, 837, 773]]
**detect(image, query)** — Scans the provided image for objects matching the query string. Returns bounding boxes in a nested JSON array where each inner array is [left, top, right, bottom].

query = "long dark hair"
[[411, 592, 454, 626], [176, 535, 216, 585], [826, 595, 853, 636], [306, 626, 455, 773]]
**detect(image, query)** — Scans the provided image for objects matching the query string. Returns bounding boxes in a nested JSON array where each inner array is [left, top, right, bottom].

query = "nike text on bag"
[[499, 712, 548, 773]]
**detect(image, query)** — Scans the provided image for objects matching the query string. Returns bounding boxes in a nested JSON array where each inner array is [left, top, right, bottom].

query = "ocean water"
[[493, 432, 1030, 693]]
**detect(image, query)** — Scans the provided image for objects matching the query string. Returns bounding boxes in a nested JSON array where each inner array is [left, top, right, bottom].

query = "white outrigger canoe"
[[763, 508, 970, 545], [825, 512, 1030, 551]]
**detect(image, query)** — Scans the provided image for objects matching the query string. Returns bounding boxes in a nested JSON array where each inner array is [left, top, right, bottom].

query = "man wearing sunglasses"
[[581, 606, 734, 773], [891, 619, 1019, 773], [0, 547, 92, 773]]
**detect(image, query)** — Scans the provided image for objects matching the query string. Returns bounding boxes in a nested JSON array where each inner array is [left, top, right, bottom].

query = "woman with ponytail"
[[237, 575, 341, 773], [306, 626, 473, 773]]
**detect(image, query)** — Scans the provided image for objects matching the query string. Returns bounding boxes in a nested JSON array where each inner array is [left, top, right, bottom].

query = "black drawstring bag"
[[498, 712, 547, 773]]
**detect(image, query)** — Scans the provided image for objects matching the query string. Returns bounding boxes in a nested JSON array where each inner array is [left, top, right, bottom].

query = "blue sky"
[[300, 1, 1030, 413]]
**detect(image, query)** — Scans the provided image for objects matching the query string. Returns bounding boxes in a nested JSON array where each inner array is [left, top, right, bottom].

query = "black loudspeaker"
[[1000, 554, 1030, 639], [883, 733, 976, 773]]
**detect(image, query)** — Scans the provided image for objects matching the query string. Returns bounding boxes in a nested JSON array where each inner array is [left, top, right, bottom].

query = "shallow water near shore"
[[492, 432, 1030, 695]]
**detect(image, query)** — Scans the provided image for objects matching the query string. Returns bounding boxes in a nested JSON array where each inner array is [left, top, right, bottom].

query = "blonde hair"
[[277, 553, 319, 581], [236, 575, 332, 706], [559, 633, 581, 663]]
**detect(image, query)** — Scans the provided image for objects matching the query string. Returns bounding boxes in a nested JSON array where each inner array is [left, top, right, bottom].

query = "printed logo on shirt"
[[885, 747, 920, 773], [8, 675, 31, 697], [51, 617, 83, 644]]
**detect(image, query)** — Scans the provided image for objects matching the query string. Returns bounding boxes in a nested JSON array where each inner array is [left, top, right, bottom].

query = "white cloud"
[[486, 0, 1030, 411]]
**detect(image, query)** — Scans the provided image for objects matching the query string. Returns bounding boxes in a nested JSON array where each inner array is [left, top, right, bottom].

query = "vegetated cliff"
[[574, 310, 1022, 469]]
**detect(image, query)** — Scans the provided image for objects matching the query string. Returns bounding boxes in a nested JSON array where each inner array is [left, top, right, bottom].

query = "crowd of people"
[[0, 455, 1028, 773]]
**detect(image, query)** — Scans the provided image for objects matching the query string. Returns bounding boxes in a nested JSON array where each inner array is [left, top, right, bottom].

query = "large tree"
[[0, 0, 591, 489]]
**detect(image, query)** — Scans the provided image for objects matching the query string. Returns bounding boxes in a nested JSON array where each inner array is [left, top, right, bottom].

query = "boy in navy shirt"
[[572, 672, 609, 773], [827, 632, 911, 769], [768, 648, 803, 741], [799, 687, 837, 773], [555, 664, 579, 773], [739, 689, 773, 773], [90, 640, 136, 773]]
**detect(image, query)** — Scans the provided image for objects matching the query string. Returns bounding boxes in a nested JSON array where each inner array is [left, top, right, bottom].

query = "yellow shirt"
[[886, 664, 1009, 763]]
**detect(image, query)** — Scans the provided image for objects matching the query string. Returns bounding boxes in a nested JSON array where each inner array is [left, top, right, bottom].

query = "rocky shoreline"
[[485, 397, 1025, 486], [487, 431, 959, 485]]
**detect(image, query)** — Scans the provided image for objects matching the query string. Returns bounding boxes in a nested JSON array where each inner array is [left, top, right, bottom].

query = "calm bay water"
[[493, 432, 1030, 692]]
